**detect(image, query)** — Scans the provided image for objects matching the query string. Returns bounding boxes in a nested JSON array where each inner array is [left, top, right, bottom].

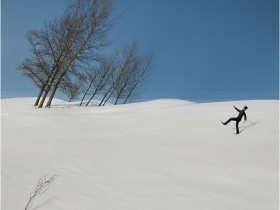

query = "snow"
[[1, 97, 279, 210]]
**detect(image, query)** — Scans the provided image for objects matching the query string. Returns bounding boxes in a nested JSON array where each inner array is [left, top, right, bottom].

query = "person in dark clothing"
[[222, 105, 248, 134]]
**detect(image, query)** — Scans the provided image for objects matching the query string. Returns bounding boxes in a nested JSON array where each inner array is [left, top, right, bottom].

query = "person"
[[222, 105, 248, 134]]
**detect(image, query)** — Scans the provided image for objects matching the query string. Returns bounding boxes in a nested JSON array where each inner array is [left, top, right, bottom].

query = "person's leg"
[[236, 121, 240, 134], [222, 118, 235, 125]]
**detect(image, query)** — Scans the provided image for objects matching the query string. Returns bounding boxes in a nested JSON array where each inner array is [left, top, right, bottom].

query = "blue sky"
[[1, 0, 279, 102]]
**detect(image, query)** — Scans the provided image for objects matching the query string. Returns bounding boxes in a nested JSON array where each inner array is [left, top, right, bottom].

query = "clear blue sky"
[[1, 0, 279, 102]]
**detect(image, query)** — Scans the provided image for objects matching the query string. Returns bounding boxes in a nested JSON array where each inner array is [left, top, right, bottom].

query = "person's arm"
[[244, 112, 247, 121], [233, 105, 241, 112]]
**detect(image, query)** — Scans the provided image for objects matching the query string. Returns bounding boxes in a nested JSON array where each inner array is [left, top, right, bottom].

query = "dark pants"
[[224, 118, 240, 134]]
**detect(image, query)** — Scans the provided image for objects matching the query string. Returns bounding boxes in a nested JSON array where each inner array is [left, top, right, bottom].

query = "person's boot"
[[236, 128, 239, 134]]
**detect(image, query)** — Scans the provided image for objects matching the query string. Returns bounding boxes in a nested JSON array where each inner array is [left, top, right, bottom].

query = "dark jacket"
[[234, 107, 247, 121]]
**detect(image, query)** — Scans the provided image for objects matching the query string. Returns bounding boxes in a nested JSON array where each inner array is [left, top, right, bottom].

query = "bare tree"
[[18, 0, 115, 108], [97, 41, 153, 106], [123, 52, 153, 104], [18, 29, 59, 107], [18, 0, 154, 108], [60, 74, 84, 102], [24, 175, 58, 210], [113, 56, 141, 105], [84, 57, 116, 106], [44, 0, 114, 108], [79, 67, 100, 105], [98, 42, 138, 106]]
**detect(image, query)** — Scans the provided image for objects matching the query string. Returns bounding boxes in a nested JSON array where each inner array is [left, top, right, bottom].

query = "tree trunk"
[[86, 73, 110, 106], [38, 68, 60, 108], [123, 80, 140, 104], [80, 82, 92, 106], [45, 80, 60, 107], [38, 85, 51, 108], [98, 90, 111, 106], [103, 88, 115, 106], [34, 85, 45, 106], [114, 94, 120, 105], [85, 88, 98, 106], [123, 93, 131, 104]]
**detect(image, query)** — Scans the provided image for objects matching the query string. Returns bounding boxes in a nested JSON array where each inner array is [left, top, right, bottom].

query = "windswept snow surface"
[[2, 98, 279, 210]]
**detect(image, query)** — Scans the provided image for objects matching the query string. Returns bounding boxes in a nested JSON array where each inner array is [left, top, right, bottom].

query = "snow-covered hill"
[[1, 98, 279, 210]]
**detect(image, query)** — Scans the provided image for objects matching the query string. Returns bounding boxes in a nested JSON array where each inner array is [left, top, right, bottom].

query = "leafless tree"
[[60, 74, 84, 102], [98, 41, 138, 106], [24, 175, 58, 210], [79, 67, 100, 105], [18, 0, 115, 108], [80, 57, 115, 106], [18, 30, 58, 107], [113, 56, 141, 105], [97, 41, 153, 106], [122, 52, 153, 104]]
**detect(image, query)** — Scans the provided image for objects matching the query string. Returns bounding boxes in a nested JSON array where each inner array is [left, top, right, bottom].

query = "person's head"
[[243, 106, 248, 111]]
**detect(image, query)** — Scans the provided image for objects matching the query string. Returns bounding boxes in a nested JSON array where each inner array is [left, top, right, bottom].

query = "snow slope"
[[1, 98, 279, 210]]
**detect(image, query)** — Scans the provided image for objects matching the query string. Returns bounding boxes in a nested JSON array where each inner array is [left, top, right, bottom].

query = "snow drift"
[[1, 98, 279, 210]]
